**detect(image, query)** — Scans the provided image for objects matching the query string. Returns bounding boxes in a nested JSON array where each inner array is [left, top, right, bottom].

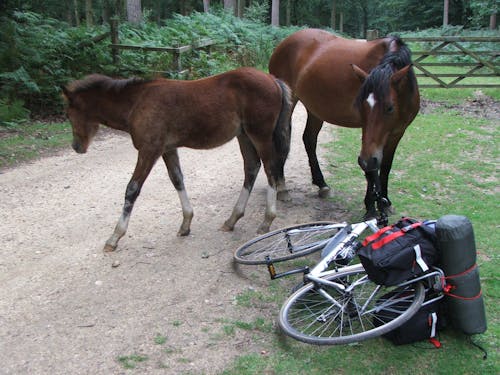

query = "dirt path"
[[0, 103, 345, 374]]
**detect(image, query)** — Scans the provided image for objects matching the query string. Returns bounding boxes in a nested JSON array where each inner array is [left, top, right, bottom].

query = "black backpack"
[[357, 217, 439, 286]]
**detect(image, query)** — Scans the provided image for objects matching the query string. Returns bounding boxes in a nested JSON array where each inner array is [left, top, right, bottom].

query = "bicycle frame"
[[266, 218, 379, 280]]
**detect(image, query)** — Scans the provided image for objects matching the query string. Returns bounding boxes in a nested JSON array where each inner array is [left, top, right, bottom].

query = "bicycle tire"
[[234, 221, 346, 265], [279, 264, 425, 345]]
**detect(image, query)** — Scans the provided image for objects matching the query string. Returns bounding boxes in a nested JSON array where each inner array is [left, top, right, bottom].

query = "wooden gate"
[[403, 36, 500, 88]]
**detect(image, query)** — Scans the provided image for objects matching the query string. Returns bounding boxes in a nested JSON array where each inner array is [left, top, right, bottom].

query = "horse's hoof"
[[177, 228, 191, 237], [220, 221, 234, 232], [257, 224, 270, 234], [103, 243, 117, 252], [277, 190, 292, 202], [318, 186, 331, 199]]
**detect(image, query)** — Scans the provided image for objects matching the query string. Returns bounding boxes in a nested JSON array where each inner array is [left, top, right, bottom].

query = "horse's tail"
[[271, 78, 292, 180]]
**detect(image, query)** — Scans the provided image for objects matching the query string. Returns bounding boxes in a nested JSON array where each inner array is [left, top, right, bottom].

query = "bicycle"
[[234, 218, 445, 345]]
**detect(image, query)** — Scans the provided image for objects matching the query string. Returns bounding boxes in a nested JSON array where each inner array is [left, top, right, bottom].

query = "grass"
[[0, 121, 72, 169], [222, 88, 499, 375], [117, 353, 148, 369]]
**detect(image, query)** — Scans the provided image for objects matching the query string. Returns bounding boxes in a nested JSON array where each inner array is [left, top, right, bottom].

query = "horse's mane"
[[68, 74, 147, 94], [355, 36, 417, 109]]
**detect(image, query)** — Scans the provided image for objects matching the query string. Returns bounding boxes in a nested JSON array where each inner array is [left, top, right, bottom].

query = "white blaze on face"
[[367, 92, 376, 109]]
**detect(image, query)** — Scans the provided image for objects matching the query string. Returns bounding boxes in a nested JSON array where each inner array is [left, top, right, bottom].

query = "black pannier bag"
[[357, 217, 439, 286], [374, 292, 447, 346]]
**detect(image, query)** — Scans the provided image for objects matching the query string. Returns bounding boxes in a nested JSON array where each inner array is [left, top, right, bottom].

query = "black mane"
[[355, 36, 416, 109], [68, 74, 146, 94]]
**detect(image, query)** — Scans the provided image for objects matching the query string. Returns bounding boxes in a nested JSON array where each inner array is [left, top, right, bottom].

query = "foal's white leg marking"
[[276, 178, 291, 202], [105, 211, 131, 252], [258, 185, 277, 234], [222, 188, 250, 231], [177, 188, 193, 236], [366, 92, 376, 109]]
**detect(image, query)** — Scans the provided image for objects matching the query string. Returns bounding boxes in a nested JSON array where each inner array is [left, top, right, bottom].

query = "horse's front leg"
[[222, 134, 262, 232], [303, 111, 330, 198], [163, 149, 193, 236], [378, 132, 405, 215], [104, 150, 159, 252], [361, 159, 389, 226]]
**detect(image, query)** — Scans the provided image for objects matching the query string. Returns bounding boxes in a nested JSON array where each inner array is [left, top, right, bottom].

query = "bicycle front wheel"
[[234, 222, 346, 265], [279, 264, 425, 345]]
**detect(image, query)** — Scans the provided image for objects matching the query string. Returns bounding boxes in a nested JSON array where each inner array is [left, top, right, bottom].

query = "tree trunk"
[[73, 0, 80, 26], [224, 0, 235, 11], [361, 1, 368, 37], [271, 0, 279, 26], [85, 0, 93, 27], [331, 0, 336, 30], [443, 0, 449, 26], [237, 0, 244, 17], [490, 12, 497, 29], [127, 0, 142, 24], [286, 0, 291, 26], [203, 0, 210, 13]]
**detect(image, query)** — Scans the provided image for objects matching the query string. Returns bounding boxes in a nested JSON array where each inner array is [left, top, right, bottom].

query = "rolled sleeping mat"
[[436, 215, 487, 335], [436, 215, 476, 275], [444, 265, 487, 334]]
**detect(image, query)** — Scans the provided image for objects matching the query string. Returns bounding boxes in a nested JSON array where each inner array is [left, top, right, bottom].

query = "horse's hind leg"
[[104, 150, 158, 252], [303, 111, 330, 198], [274, 91, 296, 203], [222, 133, 262, 232], [163, 149, 193, 236]]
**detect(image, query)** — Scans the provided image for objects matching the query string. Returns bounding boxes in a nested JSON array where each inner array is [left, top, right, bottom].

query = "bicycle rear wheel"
[[279, 264, 425, 345], [234, 222, 346, 265]]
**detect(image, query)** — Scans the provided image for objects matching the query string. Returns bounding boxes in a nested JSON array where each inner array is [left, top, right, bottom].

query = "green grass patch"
[[420, 86, 500, 102], [0, 121, 72, 169], [154, 334, 167, 345], [117, 353, 148, 369]]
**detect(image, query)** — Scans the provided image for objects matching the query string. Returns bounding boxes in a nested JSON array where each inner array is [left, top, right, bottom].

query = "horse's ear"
[[391, 64, 412, 85], [61, 86, 72, 105], [351, 64, 368, 83]]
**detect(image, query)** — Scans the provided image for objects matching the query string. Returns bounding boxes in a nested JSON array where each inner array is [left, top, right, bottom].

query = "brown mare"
[[62, 67, 292, 251], [269, 29, 420, 223]]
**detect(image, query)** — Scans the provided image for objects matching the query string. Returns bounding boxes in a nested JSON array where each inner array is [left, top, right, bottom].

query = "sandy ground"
[[0, 103, 349, 374]]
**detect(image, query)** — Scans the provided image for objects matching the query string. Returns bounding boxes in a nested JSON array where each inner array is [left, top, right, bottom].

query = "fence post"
[[366, 29, 379, 40], [110, 17, 120, 65]]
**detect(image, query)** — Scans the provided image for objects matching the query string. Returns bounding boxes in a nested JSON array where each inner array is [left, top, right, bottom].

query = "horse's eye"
[[386, 104, 394, 114]]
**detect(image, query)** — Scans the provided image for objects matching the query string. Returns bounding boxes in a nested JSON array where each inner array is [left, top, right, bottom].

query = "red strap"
[[445, 289, 483, 301], [440, 264, 483, 301], [429, 337, 442, 348], [444, 263, 477, 279], [371, 222, 422, 250], [362, 224, 394, 246]]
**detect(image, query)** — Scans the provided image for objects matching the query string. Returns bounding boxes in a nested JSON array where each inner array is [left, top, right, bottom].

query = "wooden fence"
[[403, 36, 500, 88], [108, 19, 215, 75]]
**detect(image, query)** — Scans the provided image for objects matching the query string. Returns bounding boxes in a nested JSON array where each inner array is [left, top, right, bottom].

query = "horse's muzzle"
[[72, 140, 86, 154], [358, 156, 379, 172]]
